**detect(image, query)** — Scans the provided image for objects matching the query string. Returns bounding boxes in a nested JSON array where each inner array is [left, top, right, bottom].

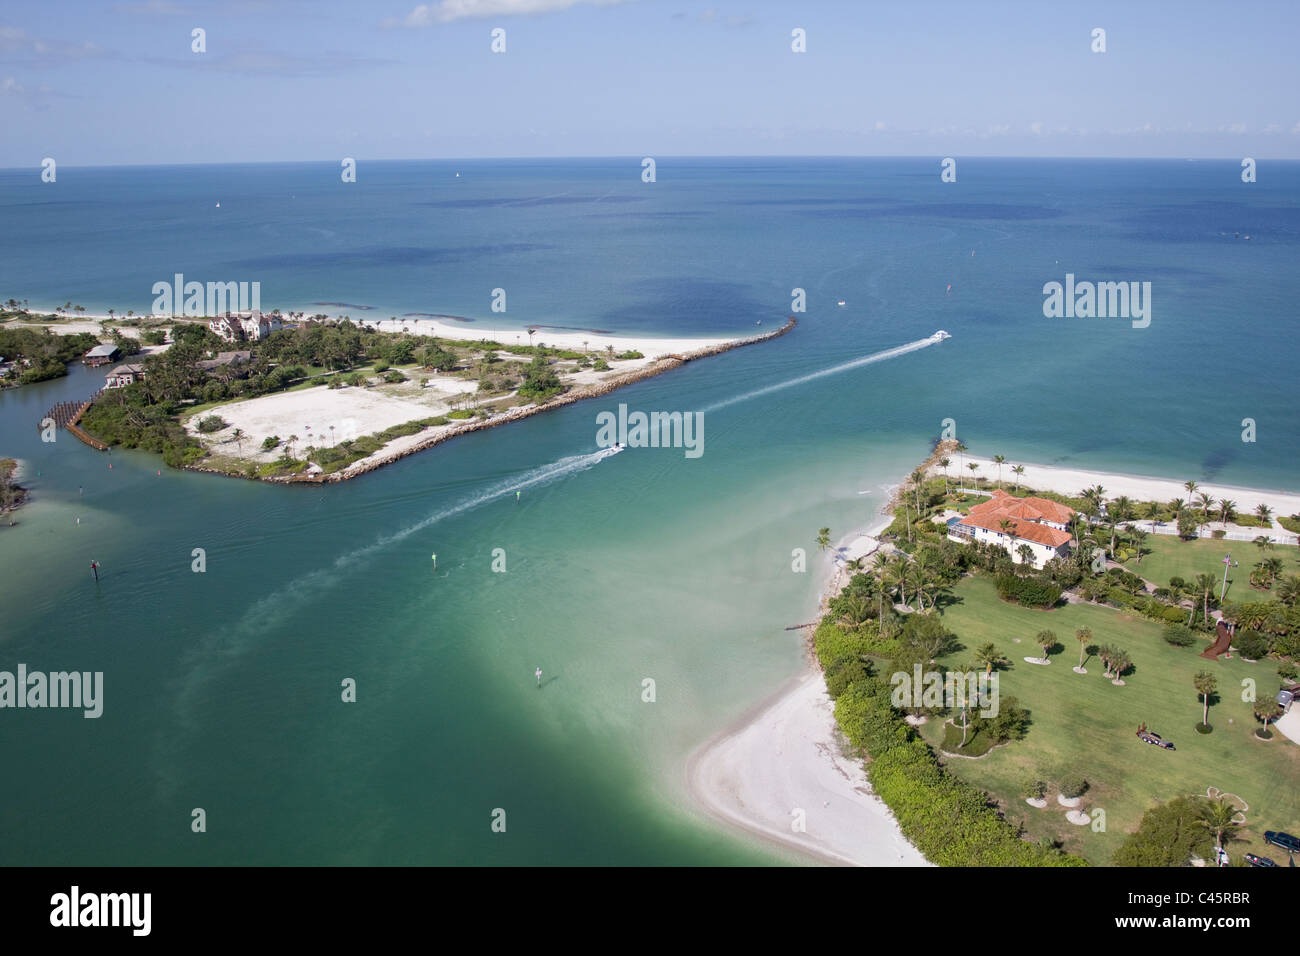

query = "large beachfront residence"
[[947, 490, 1075, 569], [208, 310, 283, 343]]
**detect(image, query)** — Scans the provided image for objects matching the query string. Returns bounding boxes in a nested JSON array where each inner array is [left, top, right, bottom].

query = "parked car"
[[1278, 685, 1300, 712], [1245, 853, 1278, 867], [1264, 831, 1300, 853]]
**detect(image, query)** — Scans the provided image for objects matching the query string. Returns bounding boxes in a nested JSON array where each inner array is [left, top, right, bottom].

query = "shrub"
[[196, 414, 226, 433], [1235, 630, 1271, 661], [1163, 623, 1197, 647], [1059, 773, 1089, 799], [372, 361, 390, 373], [1212, 529, 1226, 539], [592, 358, 611, 371], [995, 574, 1062, 609], [1177, 512, 1199, 539], [824, 655, 871, 700], [1022, 776, 1047, 800], [261, 435, 279, 451], [615, 350, 643, 360], [383, 370, 407, 383], [1279, 662, 1299, 681], [1112, 797, 1215, 866]]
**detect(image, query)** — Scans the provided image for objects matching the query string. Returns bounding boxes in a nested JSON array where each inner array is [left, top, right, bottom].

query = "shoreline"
[[685, 493, 930, 867], [58, 310, 794, 484], [203, 317, 796, 484], [950, 453, 1300, 538]]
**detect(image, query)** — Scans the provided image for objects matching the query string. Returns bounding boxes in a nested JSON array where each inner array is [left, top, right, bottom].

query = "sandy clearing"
[[186, 383, 448, 459]]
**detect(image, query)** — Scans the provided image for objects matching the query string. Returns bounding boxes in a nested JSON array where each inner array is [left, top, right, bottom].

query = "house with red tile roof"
[[947, 489, 1075, 569]]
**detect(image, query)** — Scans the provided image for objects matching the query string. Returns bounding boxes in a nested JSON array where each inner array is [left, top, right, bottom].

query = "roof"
[[971, 489, 1075, 525], [959, 490, 1074, 548], [108, 364, 146, 376], [961, 514, 1072, 548], [86, 344, 120, 357]]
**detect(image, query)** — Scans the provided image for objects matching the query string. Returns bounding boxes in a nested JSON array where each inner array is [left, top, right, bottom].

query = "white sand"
[[14, 307, 744, 361], [949, 454, 1300, 525], [363, 317, 740, 360], [687, 509, 928, 867], [688, 670, 930, 867]]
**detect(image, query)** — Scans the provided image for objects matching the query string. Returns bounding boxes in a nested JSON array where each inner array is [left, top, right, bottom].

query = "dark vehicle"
[[1135, 723, 1176, 750], [1264, 831, 1300, 853], [1245, 853, 1278, 867]]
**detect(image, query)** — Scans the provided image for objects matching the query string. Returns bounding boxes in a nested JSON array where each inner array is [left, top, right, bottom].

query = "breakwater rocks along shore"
[[185, 316, 798, 485]]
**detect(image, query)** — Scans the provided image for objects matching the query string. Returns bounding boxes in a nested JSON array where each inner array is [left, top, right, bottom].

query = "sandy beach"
[[950, 454, 1300, 535], [362, 316, 742, 359], [12, 307, 745, 360], [688, 668, 929, 867], [687, 505, 929, 867]]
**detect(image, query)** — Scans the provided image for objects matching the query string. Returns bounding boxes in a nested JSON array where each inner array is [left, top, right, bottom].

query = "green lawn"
[[1121, 533, 1300, 602], [925, 575, 1300, 864]]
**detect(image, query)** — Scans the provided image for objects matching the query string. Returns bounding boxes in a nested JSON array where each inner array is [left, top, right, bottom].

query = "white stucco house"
[[947, 490, 1075, 569]]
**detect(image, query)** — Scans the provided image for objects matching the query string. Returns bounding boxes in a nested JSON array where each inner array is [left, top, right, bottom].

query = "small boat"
[[930, 330, 951, 342], [837, 300, 846, 307]]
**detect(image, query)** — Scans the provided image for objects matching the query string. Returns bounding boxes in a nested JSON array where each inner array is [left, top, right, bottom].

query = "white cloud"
[[391, 0, 627, 27]]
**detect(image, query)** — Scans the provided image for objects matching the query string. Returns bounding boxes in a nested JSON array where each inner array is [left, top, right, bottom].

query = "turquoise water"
[[1, 158, 1297, 863]]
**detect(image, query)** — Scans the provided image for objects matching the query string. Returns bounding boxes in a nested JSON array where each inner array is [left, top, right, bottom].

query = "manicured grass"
[[1121, 533, 1300, 601], [924, 575, 1300, 864]]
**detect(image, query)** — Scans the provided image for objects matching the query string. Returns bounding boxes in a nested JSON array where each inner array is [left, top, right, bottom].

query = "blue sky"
[[2, 0, 1297, 166]]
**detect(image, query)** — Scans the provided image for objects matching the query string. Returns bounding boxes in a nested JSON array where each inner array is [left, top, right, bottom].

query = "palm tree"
[[1109, 648, 1132, 682], [1254, 535, 1274, 557], [286, 434, 298, 459], [1200, 795, 1240, 865], [1184, 480, 1199, 507], [1096, 644, 1116, 678], [1193, 671, 1218, 727], [910, 468, 926, 518], [938, 457, 951, 496], [1194, 572, 1217, 625], [1017, 544, 1035, 566], [967, 462, 980, 488], [1256, 503, 1274, 526], [1145, 500, 1161, 532], [1217, 499, 1237, 527], [993, 454, 1005, 488], [1264, 556, 1284, 585], [1036, 629, 1056, 663], [816, 527, 830, 552], [1278, 575, 1300, 606], [1131, 527, 1148, 564], [974, 642, 1007, 676], [232, 427, 244, 453], [1011, 464, 1025, 492], [1075, 626, 1092, 670]]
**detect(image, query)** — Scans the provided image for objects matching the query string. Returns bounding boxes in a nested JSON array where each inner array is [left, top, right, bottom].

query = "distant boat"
[[837, 300, 846, 307], [215, 202, 220, 208], [930, 330, 951, 342]]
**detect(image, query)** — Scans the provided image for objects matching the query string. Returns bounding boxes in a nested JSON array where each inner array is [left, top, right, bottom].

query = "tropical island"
[[807, 439, 1300, 865], [22, 304, 793, 481], [693, 439, 1300, 867]]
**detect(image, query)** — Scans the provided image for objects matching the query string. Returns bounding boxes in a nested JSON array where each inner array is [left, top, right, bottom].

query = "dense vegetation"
[[0, 326, 102, 386]]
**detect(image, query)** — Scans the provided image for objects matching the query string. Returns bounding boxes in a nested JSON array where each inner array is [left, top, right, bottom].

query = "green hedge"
[[832, 679, 1085, 867], [995, 574, 1063, 609]]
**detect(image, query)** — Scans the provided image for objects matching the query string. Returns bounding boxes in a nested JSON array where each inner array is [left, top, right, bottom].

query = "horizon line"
[[3, 154, 1297, 173]]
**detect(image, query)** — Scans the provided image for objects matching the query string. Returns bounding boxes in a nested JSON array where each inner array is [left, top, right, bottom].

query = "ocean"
[[1, 157, 1297, 863]]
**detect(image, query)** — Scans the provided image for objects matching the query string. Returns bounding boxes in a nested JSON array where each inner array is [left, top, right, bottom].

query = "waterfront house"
[[105, 364, 146, 388], [947, 489, 1075, 569], [83, 344, 122, 367], [209, 311, 283, 343]]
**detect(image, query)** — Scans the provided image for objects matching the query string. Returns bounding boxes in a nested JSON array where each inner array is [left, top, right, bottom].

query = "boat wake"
[[155, 446, 619, 794], [701, 334, 946, 414]]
